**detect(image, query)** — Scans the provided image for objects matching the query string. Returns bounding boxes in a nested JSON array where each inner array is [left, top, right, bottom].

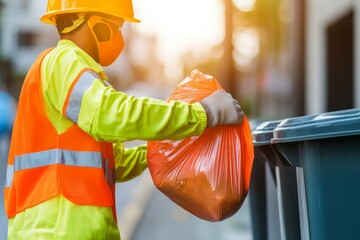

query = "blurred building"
[[306, 0, 358, 114], [0, 0, 58, 74]]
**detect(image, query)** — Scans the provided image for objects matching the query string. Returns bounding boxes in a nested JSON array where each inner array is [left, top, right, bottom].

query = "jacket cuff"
[[192, 102, 207, 135]]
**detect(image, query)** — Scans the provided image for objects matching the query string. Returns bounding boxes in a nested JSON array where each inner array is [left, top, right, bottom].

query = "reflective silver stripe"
[[5, 149, 115, 188], [14, 149, 102, 171], [66, 71, 99, 123], [5, 165, 14, 188]]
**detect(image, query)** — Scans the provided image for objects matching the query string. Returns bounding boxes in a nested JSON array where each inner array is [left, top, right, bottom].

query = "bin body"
[[272, 108, 360, 240], [252, 120, 300, 240], [248, 149, 269, 240], [249, 120, 270, 240]]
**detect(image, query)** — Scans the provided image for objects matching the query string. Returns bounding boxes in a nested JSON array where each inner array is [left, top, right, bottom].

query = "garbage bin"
[[252, 120, 300, 240], [271, 108, 360, 240]]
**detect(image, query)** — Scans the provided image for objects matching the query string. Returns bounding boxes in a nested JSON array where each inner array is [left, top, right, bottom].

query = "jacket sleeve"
[[41, 42, 207, 141], [64, 70, 207, 142], [113, 142, 147, 182]]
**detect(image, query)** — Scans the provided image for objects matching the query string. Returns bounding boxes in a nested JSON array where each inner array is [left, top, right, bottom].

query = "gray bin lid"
[[271, 108, 360, 143], [252, 120, 282, 146]]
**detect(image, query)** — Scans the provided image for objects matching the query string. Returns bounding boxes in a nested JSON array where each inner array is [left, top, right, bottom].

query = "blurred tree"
[[220, 0, 237, 96]]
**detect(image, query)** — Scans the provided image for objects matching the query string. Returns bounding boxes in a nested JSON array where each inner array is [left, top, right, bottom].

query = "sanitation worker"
[[4, 0, 244, 239]]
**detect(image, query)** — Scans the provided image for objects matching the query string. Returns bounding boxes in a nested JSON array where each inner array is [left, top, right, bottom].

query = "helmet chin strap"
[[60, 13, 86, 34]]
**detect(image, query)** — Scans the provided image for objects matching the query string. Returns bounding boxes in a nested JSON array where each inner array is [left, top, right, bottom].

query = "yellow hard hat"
[[41, 0, 140, 24]]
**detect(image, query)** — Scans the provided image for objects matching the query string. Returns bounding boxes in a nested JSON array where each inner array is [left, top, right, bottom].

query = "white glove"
[[200, 90, 244, 128]]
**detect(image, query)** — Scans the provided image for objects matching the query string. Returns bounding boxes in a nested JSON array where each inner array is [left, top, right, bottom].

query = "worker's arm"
[[113, 142, 147, 182], [73, 78, 207, 142], [41, 41, 243, 143], [41, 41, 207, 141]]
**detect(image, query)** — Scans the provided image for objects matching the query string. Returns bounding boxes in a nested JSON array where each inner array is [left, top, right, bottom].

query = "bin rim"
[[252, 120, 282, 146], [271, 108, 360, 143]]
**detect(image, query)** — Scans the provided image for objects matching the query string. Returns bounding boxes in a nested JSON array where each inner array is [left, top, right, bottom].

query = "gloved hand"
[[200, 90, 244, 128]]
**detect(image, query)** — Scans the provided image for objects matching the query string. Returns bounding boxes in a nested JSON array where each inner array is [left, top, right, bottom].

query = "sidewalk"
[[116, 170, 155, 240]]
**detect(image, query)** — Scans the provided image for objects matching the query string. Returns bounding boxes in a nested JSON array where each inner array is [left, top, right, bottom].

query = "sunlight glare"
[[132, 0, 224, 72], [233, 0, 256, 12], [233, 28, 259, 69]]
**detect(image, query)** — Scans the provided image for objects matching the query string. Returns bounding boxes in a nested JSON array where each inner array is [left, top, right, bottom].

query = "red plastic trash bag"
[[147, 69, 254, 222]]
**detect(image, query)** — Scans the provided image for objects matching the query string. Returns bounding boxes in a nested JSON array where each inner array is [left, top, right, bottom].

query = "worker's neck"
[[60, 26, 98, 62]]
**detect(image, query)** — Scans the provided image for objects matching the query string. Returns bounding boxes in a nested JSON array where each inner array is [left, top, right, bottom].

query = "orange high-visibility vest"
[[4, 48, 116, 219]]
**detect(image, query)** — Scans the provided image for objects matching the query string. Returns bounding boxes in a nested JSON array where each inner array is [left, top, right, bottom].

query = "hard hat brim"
[[41, 9, 141, 25]]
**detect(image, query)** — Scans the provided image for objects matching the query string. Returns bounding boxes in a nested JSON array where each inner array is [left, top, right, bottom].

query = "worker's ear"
[[87, 16, 112, 42]]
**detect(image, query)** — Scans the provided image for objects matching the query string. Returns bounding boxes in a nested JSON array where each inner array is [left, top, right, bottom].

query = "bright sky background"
[[131, 0, 258, 78], [132, 0, 225, 66]]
